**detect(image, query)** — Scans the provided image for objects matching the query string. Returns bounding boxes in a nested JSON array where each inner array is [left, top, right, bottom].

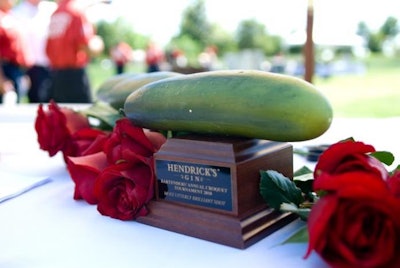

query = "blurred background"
[[15, 0, 400, 117]]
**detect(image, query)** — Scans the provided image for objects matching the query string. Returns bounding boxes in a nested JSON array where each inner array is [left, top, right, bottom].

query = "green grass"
[[87, 54, 400, 118], [87, 59, 146, 92], [314, 55, 400, 118]]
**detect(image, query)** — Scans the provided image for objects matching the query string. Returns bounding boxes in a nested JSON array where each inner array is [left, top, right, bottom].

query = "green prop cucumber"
[[124, 70, 333, 142], [96, 72, 139, 100], [96, 71, 183, 109]]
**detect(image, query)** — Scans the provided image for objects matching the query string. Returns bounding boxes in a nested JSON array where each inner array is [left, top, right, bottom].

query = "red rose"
[[306, 172, 400, 268], [94, 156, 154, 221], [388, 171, 400, 198], [35, 100, 90, 157], [67, 152, 108, 204], [104, 118, 165, 164], [63, 128, 109, 159], [314, 140, 389, 181], [305, 140, 400, 268], [144, 129, 167, 151]]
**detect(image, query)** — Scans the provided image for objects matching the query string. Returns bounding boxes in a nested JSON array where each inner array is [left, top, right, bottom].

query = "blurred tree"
[[357, 21, 381, 52], [96, 18, 149, 56], [236, 19, 265, 49], [236, 19, 282, 56], [380, 16, 399, 38], [177, 0, 210, 47], [208, 23, 238, 54], [171, 0, 285, 65], [368, 32, 383, 53], [169, 34, 203, 66], [263, 35, 283, 56], [357, 17, 399, 54], [357, 21, 370, 39], [171, 0, 234, 66]]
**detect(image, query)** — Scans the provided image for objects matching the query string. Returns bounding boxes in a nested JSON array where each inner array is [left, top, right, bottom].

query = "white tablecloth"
[[1, 104, 399, 268]]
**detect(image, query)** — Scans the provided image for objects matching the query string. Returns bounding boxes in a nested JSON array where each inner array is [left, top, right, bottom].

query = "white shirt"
[[12, 1, 57, 67]]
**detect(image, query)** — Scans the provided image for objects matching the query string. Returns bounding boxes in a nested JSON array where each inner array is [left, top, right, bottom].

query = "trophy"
[[137, 134, 297, 249], [131, 70, 332, 248]]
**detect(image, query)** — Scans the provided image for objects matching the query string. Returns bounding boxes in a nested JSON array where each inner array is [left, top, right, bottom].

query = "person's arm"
[[74, 18, 103, 59], [87, 35, 104, 57]]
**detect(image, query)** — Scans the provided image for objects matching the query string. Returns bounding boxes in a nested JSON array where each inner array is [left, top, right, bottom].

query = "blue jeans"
[[1, 61, 24, 103], [26, 65, 51, 103], [49, 68, 92, 103]]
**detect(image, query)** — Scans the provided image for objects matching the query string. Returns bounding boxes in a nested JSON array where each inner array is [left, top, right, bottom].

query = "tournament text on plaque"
[[137, 135, 297, 249]]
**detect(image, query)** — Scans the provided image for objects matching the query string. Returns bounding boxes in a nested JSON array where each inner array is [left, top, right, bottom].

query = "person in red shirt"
[[145, 41, 164, 73], [110, 41, 132, 74], [46, 0, 101, 103], [0, 0, 31, 104]]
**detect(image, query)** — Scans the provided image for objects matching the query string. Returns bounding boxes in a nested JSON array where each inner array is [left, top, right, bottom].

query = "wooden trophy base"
[[137, 135, 297, 249]]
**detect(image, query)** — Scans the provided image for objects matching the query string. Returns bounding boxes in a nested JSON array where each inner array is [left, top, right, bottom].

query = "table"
[[1, 104, 399, 268]]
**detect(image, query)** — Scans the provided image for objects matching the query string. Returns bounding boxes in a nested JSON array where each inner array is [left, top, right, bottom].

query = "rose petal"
[[67, 152, 108, 204], [94, 160, 154, 221], [34, 101, 91, 157], [314, 141, 375, 176], [144, 130, 167, 151], [305, 195, 338, 258], [35, 102, 69, 156], [104, 118, 157, 164], [62, 128, 109, 160], [314, 172, 389, 195], [388, 171, 400, 197]]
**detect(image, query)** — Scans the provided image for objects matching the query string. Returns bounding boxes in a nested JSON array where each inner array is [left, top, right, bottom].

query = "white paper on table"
[[0, 171, 52, 203]]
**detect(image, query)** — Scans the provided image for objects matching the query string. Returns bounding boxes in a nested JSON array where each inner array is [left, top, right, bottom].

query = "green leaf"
[[293, 173, 314, 198], [293, 148, 308, 157], [81, 101, 122, 130], [393, 164, 400, 173], [259, 170, 304, 210], [280, 203, 311, 220], [370, 151, 395, 166], [293, 173, 313, 182], [388, 164, 400, 176], [293, 167, 314, 200], [281, 225, 309, 244], [294, 166, 313, 177]]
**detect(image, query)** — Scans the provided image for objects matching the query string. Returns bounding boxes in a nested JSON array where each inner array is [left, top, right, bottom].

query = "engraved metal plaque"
[[137, 135, 297, 249], [156, 160, 233, 212]]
